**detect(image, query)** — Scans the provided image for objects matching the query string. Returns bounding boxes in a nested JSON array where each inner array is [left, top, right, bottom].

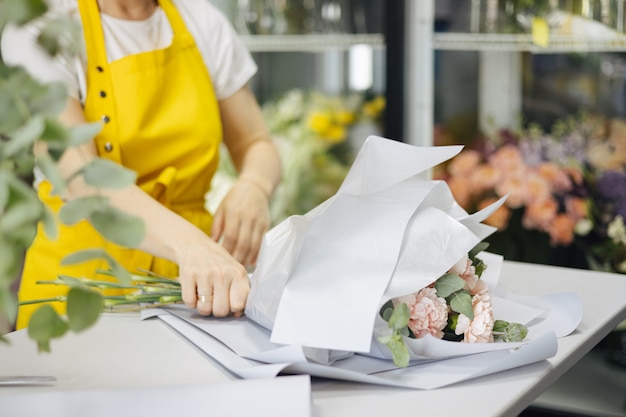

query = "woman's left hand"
[[211, 177, 271, 266]]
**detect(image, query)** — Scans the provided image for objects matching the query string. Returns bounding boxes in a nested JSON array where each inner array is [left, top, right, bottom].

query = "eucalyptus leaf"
[[82, 158, 137, 189], [66, 286, 103, 332], [37, 15, 83, 57], [89, 206, 145, 248], [27, 304, 68, 353], [0, 0, 48, 27], [28, 81, 67, 119], [434, 273, 465, 298], [41, 204, 58, 239], [387, 302, 409, 331], [0, 82, 26, 132], [36, 152, 66, 195], [40, 117, 70, 149], [67, 122, 102, 147], [61, 248, 131, 285], [3, 115, 44, 157], [387, 334, 410, 368], [0, 286, 18, 324], [0, 170, 9, 209], [60, 248, 110, 265], [0, 240, 20, 277], [59, 195, 108, 225], [449, 291, 473, 320]]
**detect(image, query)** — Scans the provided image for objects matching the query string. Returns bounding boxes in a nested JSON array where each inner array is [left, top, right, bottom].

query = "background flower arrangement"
[[207, 88, 385, 225], [436, 112, 626, 274]]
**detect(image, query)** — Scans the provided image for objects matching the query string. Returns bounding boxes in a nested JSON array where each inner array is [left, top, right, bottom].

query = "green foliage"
[[493, 319, 529, 342], [377, 302, 411, 368], [0, 1, 145, 348], [26, 305, 68, 353]]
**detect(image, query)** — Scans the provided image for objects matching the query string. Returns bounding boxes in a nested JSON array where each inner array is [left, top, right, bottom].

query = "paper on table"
[[247, 136, 510, 356], [0, 374, 313, 417], [144, 297, 564, 390]]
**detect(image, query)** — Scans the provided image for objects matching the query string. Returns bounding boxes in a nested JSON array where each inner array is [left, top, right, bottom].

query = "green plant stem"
[[19, 296, 66, 305]]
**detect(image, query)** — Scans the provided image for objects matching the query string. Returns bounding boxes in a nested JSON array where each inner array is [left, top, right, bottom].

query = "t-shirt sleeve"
[[196, 2, 258, 100], [1, 17, 82, 101]]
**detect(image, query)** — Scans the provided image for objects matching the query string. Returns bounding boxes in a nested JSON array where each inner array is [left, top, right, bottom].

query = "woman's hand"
[[211, 177, 271, 266], [176, 236, 250, 317]]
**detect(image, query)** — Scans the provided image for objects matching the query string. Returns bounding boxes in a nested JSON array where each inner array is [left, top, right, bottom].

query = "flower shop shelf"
[[434, 32, 626, 53], [241, 33, 385, 53]]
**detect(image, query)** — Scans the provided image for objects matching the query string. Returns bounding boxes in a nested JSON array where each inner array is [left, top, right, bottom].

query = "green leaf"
[[89, 206, 145, 248], [469, 242, 489, 260], [61, 248, 109, 265], [387, 302, 410, 331], [449, 291, 473, 320], [40, 117, 70, 148], [41, 204, 58, 240], [0, 170, 9, 210], [59, 195, 108, 225], [3, 115, 45, 157], [0, 240, 20, 278], [67, 122, 102, 147], [82, 158, 137, 189], [66, 286, 103, 332], [434, 273, 465, 298], [36, 15, 83, 57], [387, 334, 410, 368], [36, 152, 66, 195], [493, 320, 528, 342], [0, 0, 48, 27], [61, 249, 131, 286], [27, 304, 68, 353]]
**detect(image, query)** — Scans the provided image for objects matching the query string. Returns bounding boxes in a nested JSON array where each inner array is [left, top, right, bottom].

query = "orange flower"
[[489, 144, 524, 173], [524, 173, 552, 203], [447, 176, 473, 209], [495, 175, 527, 209], [565, 196, 588, 221], [523, 197, 558, 230], [549, 214, 576, 246], [470, 164, 500, 194], [537, 162, 572, 193], [448, 150, 481, 178], [478, 197, 512, 230]]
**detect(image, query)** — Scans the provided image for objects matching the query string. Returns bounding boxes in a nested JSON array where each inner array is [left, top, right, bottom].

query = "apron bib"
[[17, 0, 222, 329]]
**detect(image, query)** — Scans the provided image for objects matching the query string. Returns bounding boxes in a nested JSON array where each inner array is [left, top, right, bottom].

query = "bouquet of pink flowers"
[[378, 243, 527, 367]]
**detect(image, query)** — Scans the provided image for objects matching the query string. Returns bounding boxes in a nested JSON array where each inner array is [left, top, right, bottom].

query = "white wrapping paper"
[[245, 136, 507, 357]]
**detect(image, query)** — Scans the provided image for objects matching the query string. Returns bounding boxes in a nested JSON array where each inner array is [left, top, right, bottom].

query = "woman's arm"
[[212, 85, 282, 266], [53, 97, 249, 317]]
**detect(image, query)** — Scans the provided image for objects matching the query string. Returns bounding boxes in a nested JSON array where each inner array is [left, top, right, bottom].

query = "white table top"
[[2, 261, 626, 417]]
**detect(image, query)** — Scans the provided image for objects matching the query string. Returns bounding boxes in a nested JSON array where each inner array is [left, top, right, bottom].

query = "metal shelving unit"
[[241, 33, 385, 53], [434, 32, 626, 53]]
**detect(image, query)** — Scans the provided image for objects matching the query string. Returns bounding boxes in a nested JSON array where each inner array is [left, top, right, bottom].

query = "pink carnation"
[[449, 255, 488, 295], [395, 287, 448, 339], [455, 292, 494, 343]]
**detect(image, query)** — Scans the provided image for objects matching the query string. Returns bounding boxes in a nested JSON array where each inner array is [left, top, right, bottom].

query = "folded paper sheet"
[[246, 136, 506, 356]]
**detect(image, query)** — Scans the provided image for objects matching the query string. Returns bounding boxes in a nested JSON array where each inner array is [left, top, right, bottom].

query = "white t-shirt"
[[1, 0, 257, 102]]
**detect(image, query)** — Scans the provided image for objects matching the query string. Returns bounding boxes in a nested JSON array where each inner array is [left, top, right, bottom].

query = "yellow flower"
[[307, 111, 332, 134], [363, 96, 386, 119], [334, 110, 356, 125], [321, 124, 347, 143]]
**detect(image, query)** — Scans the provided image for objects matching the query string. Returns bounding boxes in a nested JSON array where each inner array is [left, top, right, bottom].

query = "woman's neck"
[[97, 0, 159, 21]]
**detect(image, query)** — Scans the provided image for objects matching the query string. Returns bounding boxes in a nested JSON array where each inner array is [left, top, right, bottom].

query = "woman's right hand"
[[175, 236, 250, 317]]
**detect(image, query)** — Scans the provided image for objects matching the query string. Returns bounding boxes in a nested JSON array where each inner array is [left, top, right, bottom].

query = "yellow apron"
[[17, 0, 222, 329]]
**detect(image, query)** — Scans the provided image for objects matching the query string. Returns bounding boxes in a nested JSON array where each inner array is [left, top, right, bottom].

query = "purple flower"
[[595, 170, 626, 201]]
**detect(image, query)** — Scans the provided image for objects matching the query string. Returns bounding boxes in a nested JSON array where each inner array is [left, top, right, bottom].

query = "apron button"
[[101, 115, 110, 123], [104, 142, 113, 152], [99, 91, 107, 98]]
